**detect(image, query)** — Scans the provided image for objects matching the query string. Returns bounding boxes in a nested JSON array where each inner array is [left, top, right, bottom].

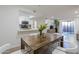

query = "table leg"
[[60, 36, 63, 47], [21, 38, 25, 49]]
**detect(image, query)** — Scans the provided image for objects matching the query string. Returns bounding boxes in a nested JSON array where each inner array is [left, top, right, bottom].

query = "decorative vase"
[[38, 32, 47, 42], [40, 31, 42, 36]]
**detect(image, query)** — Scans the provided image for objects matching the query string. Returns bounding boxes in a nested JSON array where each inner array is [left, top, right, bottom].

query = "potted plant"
[[38, 23, 47, 36], [54, 19, 60, 33]]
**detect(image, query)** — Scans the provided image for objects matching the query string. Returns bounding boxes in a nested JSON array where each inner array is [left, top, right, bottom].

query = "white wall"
[[74, 18, 79, 33], [36, 18, 45, 27], [0, 6, 20, 48], [0, 6, 46, 49]]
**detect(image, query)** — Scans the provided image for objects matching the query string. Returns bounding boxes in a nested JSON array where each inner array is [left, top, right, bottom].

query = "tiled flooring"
[[2, 33, 79, 54], [4, 42, 79, 54], [3, 42, 79, 54]]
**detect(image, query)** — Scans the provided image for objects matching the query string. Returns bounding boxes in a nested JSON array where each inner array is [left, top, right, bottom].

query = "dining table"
[[21, 33, 63, 54]]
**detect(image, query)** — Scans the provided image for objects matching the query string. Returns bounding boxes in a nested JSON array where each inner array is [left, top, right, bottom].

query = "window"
[[62, 21, 74, 34], [61, 21, 75, 48]]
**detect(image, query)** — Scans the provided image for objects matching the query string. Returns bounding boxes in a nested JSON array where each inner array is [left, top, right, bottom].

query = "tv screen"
[[22, 21, 29, 24]]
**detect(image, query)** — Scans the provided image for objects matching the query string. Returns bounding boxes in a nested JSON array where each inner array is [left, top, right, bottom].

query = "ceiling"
[[19, 5, 79, 19]]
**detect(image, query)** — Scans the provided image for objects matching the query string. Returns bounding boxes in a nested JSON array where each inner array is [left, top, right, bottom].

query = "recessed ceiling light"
[[75, 11, 78, 14]]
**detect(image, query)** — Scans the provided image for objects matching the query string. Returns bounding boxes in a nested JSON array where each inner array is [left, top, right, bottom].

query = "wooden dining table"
[[21, 33, 63, 54]]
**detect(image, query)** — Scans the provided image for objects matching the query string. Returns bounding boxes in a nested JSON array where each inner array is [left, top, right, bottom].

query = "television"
[[20, 21, 30, 28], [22, 21, 29, 24]]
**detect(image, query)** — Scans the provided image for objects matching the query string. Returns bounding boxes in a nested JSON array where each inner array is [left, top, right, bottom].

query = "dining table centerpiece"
[[38, 23, 47, 40]]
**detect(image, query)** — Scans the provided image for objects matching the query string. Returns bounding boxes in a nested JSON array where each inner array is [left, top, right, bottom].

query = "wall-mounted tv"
[[22, 21, 29, 24]]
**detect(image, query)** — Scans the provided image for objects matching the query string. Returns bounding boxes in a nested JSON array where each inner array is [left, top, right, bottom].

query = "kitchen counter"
[[17, 28, 39, 37]]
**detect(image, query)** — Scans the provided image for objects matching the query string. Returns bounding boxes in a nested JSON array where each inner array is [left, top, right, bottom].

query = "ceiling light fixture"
[[75, 11, 78, 14]]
